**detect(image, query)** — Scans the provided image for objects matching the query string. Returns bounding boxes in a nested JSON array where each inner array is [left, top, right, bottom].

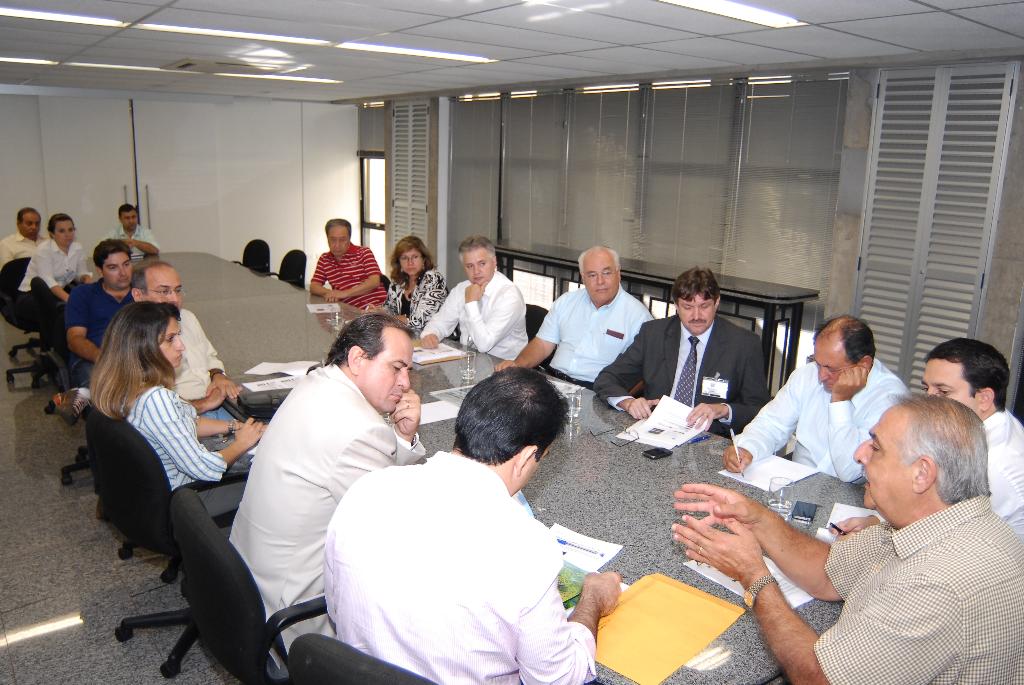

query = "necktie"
[[673, 336, 700, 405]]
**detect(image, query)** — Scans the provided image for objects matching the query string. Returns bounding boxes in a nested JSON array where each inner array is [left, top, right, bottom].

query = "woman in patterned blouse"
[[384, 236, 447, 332]]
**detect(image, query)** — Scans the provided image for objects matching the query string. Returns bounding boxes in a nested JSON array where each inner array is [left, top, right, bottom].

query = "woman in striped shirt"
[[91, 302, 264, 491]]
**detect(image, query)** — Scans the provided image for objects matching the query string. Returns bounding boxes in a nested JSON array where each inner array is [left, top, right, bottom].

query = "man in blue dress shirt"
[[496, 246, 651, 387]]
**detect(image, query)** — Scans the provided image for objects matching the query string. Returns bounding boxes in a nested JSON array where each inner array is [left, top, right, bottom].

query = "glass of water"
[[461, 346, 477, 383], [767, 477, 794, 518], [567, 386, 583, 420]]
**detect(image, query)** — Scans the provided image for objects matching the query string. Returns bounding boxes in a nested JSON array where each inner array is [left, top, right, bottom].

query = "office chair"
[[379, 273, 391, 293], [524, 303, 555, 370], [269, 249, 306, 289], [166, 488, 329, 681], [289, 634, 437, 685], [1, 257, 43, 386], [234, 239, 271, 275]]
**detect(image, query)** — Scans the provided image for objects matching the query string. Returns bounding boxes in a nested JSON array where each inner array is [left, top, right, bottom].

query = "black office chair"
[[31, 278, 69, 391], [234, 239, 271, 275], [269, 249, 306, 289], [525, 303, 555, 369], [379, 273, 391, 293], [1, 257, 42, 386], [289, 634, 437, 685], [167, 488, 329, 681]]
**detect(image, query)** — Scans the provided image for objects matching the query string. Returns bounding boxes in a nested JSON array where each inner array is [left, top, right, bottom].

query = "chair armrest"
[[180, 469, 248, 493], [263, 596, 329, 665]]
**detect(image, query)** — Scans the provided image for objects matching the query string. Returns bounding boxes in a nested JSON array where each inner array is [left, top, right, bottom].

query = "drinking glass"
[[567, 386, 583, 420], [460, 348, 477, 383], [767, 477, 794, 518]]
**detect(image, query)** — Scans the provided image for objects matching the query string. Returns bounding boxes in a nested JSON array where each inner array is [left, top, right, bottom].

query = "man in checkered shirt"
[[674, 394, 1024, 684]]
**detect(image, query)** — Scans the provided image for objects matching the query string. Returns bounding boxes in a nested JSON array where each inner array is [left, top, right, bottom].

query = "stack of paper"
[[550, 524, 622, 572], [615, 395, 704, 449], [718, 454, 817, 490], [418, 400, 460, 425], [306, 303, 340, 313], [241, 376, 302, 392], [816, 502, 883, 542], [596, 573, 744, 685], [683, 556, 813, 608], [412, 343, 466, 365], [244, 361, 317, 377]]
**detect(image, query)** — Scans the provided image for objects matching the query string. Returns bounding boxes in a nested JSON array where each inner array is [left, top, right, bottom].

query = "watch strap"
[[744, 573, 778, 608]]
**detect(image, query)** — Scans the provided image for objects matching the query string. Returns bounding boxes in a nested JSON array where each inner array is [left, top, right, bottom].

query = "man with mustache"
[[594, 266, 769, 437]]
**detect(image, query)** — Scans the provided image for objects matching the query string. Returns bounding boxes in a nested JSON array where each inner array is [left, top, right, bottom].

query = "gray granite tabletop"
[[169, 252, 863, 685]]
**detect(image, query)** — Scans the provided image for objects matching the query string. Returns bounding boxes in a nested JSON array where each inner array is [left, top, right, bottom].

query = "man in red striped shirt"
[[310, 218, 386, 309]]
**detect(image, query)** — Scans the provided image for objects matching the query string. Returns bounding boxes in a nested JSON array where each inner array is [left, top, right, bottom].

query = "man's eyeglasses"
[[582, 269, 616, 281], [149, 286, 185, 297], [806, 354, 854, 376]]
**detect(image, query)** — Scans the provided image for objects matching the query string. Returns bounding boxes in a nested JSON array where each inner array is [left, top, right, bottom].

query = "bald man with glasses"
[[723, 315, 907, 483]]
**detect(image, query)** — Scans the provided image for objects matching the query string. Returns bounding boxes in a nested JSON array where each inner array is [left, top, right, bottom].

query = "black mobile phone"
[[643, 447, 672, 460], [791, 501, 818, 523]]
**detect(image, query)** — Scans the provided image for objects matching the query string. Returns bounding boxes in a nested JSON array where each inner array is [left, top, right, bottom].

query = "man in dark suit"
[[594, 267, 769, 436]]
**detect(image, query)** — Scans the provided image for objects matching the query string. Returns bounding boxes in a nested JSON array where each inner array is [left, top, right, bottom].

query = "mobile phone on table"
[[791, 500, 818, 524], [643, 447, 672, 460]]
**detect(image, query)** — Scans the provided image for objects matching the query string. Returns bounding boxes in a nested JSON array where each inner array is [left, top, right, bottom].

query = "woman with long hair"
[[383, 235, 447, 332], [91, 302, 263, 492]]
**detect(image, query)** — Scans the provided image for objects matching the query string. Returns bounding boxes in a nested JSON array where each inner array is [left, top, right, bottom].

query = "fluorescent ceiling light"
[[338, 42, 494, 63], [363, 101, 385, 108], [215, 72, 341, 84], [581, 83, 638, 94], [0, 56, 57, 65], [67, 62, 168, 72], [511, 89, 537, 98], [652, 78, 710, 90], [0, 6, 126, 27], [656, 0, 805, 28], [138, 23, 330, 46]]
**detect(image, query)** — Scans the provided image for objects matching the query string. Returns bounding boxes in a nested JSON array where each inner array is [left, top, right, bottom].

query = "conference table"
[[173, 252, 865, 685]]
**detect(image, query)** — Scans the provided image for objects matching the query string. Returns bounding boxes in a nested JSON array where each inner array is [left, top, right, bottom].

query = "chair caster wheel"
[[118, 546, 133, 560], [160, 566, 178, 584], [60, 473, 72, 485], [160, 659, 180, 678], [114, 625, 133, 642], [45, 401, 55, 414]]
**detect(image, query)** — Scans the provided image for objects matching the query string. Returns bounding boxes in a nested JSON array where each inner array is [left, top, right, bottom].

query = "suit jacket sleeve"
[[718, 325, 769, 431]]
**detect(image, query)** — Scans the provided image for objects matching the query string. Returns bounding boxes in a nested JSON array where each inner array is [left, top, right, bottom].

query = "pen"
[[729, 428, 745, 478], [829, 522, 847, 536], [556, 538, 605, 557], [687, 434, 711, 445]]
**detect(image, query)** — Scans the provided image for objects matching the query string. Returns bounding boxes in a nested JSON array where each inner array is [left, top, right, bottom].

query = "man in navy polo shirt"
[[54, 239, 133, 423]]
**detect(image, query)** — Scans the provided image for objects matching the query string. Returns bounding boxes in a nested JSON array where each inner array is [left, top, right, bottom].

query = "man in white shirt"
[[420, 235, 527, 360], [325, 367, 621, 685], [0, 207, 43, 268], [920, 338, 1024, 539], [108, 203, 159, 261], [130, 259, 239, 419], [724, 315, 907, 482], [231, 313, 426, 647], [495, 246, 652, 387]]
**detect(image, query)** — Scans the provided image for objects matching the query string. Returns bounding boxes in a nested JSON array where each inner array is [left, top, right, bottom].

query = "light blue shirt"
[[108, 223, 160, 261], [538, 286, 652, 382]]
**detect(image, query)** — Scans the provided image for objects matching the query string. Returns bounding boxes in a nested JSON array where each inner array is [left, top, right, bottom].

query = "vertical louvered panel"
[[391, 100, 430, 247], [856, 63, 1016, 386]]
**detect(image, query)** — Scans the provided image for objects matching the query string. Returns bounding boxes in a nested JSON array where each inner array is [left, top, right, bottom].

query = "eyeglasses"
[[149, 286, 185, 296], [583, 268, 616, 281], [806, 354, 854, 376]]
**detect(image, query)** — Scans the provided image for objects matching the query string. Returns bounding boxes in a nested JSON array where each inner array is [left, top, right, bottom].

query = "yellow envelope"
[[596, 573, 744, 685]]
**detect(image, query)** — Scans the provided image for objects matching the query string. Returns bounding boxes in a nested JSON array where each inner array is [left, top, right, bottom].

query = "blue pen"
[[687, 434, 711, 445], [557, 538, 604, 557]]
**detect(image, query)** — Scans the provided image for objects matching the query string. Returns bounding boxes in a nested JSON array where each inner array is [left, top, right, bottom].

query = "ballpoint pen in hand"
[[730, 428, 745, 478]]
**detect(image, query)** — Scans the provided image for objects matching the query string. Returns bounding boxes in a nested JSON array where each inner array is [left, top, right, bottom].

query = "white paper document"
[[306, 303, 340, 313], [549, 523, 622, 573], [429, 384, 475, 406], [684, 556, 814, 609], [718, 454, 817, 491], [241, 375, 302, 392], [412, 343, 466, 365], [244, 361, 317, 377], [615, 395, 704, 449], [419, 400, 460, 425]]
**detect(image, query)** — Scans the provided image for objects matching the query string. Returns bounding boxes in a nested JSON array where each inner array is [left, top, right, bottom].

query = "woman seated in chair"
[[383, 235, 447, 332], [90, 302, 264, 496]]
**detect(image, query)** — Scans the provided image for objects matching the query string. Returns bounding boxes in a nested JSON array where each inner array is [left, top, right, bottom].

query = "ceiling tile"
[[829, 12, 1024, 51], [169, 0, 444, 33], [953, 4, 1024, 37], [731, 25, 917, 59], [0, 0, 157, 22], [404, 17, 615, 51], [513, 50, 731, 74], [367, 31, 542, 59], [139, 8, 369, 42], [565, 46, 728, 69], [644, 36, 812, 63], [468, 3, 697, 43], [331, 0, 520, 18], [914, 0, 1021, 8]]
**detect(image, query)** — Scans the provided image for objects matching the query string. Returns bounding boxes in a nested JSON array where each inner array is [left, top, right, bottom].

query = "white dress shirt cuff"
[[608, 396, 630, 410], [828, 399, 855, 425]]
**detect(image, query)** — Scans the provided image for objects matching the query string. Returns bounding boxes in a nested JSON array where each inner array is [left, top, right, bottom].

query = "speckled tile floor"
[[0, 319, 236, 684]]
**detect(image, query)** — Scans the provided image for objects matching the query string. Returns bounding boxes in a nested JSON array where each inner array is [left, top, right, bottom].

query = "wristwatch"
[[209, 368, 225, 379], [743, 573, 778, 609]]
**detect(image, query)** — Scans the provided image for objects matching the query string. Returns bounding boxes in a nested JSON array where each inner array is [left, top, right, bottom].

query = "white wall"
[[0, 92, 359, 282], [0, 96, 45, 230], [301, 102, 359, 284]]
